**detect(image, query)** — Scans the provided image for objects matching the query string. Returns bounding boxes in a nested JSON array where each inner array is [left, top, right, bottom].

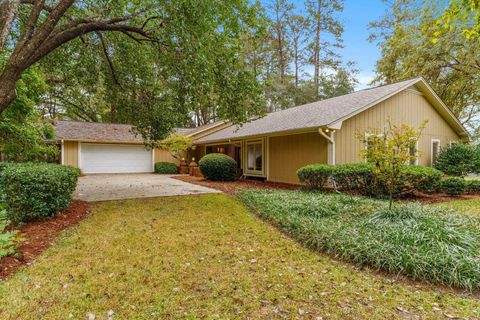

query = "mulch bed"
[[174, 175, 480, 204], [0, 201, 90, 280], [174, 175, 300, 195]]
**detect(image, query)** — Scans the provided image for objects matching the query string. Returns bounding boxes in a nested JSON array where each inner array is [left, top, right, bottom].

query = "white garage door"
[[80, 143, 153, 174]]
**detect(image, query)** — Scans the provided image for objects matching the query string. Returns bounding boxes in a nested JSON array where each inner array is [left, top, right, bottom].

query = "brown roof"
[[55, 120, 226, 143], [195, 78, 467, 143], [55, 120, 144, 143]]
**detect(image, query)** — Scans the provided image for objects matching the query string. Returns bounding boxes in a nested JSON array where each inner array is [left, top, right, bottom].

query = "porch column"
[[318, 128, 336, 165]]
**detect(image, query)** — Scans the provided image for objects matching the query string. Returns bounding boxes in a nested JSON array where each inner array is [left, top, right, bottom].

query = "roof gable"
[[195, 78, 468, 143]]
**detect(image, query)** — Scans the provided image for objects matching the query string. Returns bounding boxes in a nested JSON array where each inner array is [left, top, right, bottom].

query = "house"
[[55, 120, 227, 174], [57, 77, 469, 183]]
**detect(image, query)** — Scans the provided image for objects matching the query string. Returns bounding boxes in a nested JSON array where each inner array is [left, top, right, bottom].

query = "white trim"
[[186, 121, 226, 137], [78, 142, 82, 169], [266, 137, 270, 180], [363, 133, 384, 162], [409, 140, 419, 165], [244, 139, 265, 177], [318, 129, 335, 165], [431, 139, 440, 166], [151, 148, 155, 172], [61, 140, 65, 165], [79, 143, 154, 174]]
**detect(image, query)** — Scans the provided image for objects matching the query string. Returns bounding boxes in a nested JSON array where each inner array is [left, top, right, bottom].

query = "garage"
[[80, 143, 153, 174]]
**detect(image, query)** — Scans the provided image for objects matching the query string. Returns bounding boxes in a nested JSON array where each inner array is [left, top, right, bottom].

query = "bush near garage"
[[198, 153, 237, 181], [154, 162, 178, 174], [442, 177, 466, 196], [0, 163, 80, 224], [297, 164, 334, 190]]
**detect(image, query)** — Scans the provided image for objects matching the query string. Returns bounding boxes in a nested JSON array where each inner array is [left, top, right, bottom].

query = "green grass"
[[0, 194, 479, 319], [238, 190, 480, 291], [435, 198, 480, 217]]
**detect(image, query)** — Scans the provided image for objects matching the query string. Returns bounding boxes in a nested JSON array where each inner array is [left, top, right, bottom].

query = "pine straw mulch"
[[0, 201, 90, 280], [173, 175, 480, 204]]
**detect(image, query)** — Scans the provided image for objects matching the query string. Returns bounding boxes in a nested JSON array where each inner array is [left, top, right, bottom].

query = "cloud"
[[355, 71, 376, 90]]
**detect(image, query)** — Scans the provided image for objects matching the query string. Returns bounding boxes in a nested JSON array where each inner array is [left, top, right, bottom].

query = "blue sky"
[[338, 0, 388, 89], [267, 0, 388, 89]]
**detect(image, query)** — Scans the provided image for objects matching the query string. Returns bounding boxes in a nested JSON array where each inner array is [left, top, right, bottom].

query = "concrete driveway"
[[74, 174, 220, 202]]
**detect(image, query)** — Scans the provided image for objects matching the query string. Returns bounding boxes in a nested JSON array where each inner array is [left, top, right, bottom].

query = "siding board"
[[335, 89, 460, 165], [269, 132, 328, 184]]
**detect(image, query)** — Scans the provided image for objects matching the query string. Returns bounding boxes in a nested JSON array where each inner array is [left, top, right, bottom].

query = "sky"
[[288, 0, 389, 90]]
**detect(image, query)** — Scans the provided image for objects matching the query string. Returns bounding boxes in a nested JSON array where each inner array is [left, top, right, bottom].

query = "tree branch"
[[27, 21, 153, 66], [96, 31, 121, 87]]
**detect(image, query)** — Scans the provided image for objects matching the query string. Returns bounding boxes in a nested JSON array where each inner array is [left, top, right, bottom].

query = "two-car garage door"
[[80, 143, 153, 174]]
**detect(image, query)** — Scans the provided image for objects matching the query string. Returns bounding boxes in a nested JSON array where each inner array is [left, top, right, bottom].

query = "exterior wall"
[[62, 141, 79, 167], [269, 132, 328, 184], [335, 88, 461, 166], [154, 149, 181, 164]]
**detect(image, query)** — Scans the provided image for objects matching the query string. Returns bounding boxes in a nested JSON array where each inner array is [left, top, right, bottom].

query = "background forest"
[[0, 0, 479, 160]]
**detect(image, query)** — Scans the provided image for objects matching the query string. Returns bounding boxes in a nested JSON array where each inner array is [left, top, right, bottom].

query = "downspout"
[[318, 128, 335, 165]]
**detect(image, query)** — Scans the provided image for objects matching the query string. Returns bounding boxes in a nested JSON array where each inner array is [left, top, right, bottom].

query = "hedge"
[[0, 163, 81, 224], [154, 162, 178, 174], [297, 163, 443, 197], [198, 153, 237, 181], [442, 177, 466, 196]]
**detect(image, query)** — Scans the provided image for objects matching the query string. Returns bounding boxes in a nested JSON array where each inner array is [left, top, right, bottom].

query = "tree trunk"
[[313, 0, 321, 98], [0, 66, 22, 113], [275, 0, 285, 83]]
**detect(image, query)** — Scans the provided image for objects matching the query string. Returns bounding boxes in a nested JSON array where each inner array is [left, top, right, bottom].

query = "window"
[[408, 140, 419, 165], [246, 140, 263, 173], [431, 139, 440, 166], [364, 133, 384, 162]]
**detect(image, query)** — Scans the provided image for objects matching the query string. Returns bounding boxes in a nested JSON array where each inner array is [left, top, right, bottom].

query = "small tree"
[[157, 134, 193, 162], [358, 121, 427, 209]]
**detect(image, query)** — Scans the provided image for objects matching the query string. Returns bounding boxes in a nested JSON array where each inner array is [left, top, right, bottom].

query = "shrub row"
[[297, 163, 443, 197], [154, 162, 178, 174], [199, 153, 237, 181], [238, 189, 480, 290], [0, 163, 80, 224]]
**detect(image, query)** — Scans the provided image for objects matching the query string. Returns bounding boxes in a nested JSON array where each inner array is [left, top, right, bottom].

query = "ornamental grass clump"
[[238, 189, 480, 290]]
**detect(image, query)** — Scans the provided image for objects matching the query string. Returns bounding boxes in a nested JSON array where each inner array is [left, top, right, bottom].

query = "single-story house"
[[56, 77, 469, 183]]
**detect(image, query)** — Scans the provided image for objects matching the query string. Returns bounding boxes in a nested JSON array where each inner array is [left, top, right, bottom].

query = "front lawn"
[[434, 198, 480, 217], [238, 190, 480, 291], [0, 194, 478, 319]]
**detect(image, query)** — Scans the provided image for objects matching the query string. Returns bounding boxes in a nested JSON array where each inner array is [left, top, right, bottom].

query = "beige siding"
[[335, 89, 460, 166], [269, 132, 328, 184], [63, 141, 78, 167], [154, 149, 182, 164]]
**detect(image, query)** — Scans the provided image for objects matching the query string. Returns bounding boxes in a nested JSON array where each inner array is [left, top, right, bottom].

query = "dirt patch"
[[173, 175, 300, 195], [0, 201, 90, 280]]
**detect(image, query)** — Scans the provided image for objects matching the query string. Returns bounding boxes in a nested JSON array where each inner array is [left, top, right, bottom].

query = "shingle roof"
[[196, 78, 422, 143], [55, 120, 144, 143], [55, 120, 226, 143]]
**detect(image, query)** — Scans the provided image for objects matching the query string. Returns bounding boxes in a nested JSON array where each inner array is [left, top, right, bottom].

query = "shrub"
[[465, 179, 480, 193], [297, 163, 442, 196], [297, 164, 333, 190], [434, 143, 476, 177], [0, 163, 81, 224], [238, 189, 480, 290], [331, 163, 376, 192], [400, 166, 443, 194], [0, 210, 18, 259], [198, 153, 237, 181], [154, 162, 178, 174], [442, 177, 466, 196]]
